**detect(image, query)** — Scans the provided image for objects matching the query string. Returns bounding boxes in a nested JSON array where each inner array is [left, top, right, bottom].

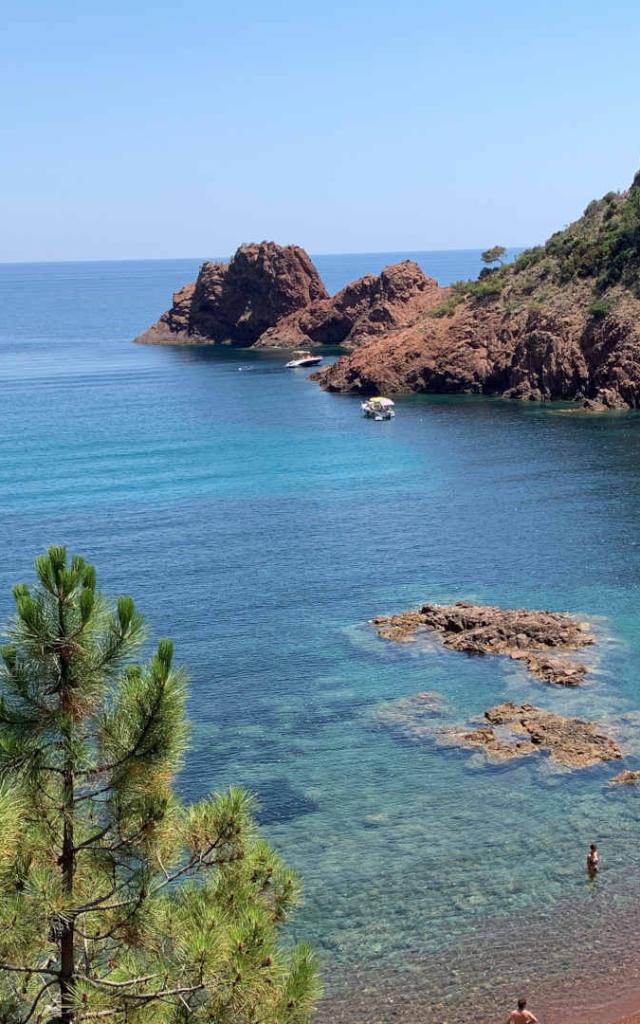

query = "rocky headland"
[[372, 601, 593, 686], [135, 242, 447, 351], [136, 172, 640, 408], [315, 172, 640, 408]]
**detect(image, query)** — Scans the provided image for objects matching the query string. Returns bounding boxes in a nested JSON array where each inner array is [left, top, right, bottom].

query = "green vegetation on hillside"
[[541, 183, 640, 292], [0, 548, 318, 1024], [431, 172, 640, 319]]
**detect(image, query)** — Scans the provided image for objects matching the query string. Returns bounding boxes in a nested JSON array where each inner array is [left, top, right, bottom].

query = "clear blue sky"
[[2, 0, 639, 261]]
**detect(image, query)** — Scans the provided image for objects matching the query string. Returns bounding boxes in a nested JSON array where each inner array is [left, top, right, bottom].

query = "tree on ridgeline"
[[0, 547, 318, 1024], [480, 245, 507, 268]]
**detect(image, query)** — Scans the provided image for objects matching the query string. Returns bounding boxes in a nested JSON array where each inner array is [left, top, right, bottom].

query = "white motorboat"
[[361, 396, 395, 420], [285, 350, 323, 368]]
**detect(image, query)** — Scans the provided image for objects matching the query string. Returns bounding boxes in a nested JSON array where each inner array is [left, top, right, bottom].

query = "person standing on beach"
[[508, 997, 538, 1024], [587, 843, 599, 875]]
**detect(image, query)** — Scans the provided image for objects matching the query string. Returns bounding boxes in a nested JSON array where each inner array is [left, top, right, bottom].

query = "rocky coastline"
[[136, 173, 640, 410], [313, 173, 640, 408]]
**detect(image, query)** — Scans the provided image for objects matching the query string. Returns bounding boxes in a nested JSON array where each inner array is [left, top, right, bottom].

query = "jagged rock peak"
[[256, 259, 446, 350], [135, 241, 328, 347]]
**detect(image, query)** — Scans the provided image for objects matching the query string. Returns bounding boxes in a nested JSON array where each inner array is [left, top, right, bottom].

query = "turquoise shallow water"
[[2, 252, 640, 1015]]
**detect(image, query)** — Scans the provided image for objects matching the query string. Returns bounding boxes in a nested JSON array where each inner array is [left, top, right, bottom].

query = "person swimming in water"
[[508, 997, 538, 1023], [587, 843, 599, 874]]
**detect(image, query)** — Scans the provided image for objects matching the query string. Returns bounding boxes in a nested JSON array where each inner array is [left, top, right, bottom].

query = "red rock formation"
[[442, 702, 622, 768], [134, 174, 640, 407], [314, 174, 640, 408], [135, 242, 328, 346], [372, 600, 593, 686], [255, 260, 448, 349], [313, 296, 640, 405]]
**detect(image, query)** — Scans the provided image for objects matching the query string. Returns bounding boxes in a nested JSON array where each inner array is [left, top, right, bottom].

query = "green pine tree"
[[480, 245, 507, 267], [0, 547, 318, 1024]]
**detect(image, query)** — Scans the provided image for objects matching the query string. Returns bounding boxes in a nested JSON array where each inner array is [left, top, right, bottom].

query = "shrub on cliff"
[[0, 547, 318, 1024], [540, 180, 640, 293], [588, 296, 617, 320], [512, 246, 544, 274], [467, 276, 505, 300]]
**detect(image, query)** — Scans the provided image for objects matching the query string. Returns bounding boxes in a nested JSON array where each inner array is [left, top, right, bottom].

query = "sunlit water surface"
[[1, 252, 640, 1018]]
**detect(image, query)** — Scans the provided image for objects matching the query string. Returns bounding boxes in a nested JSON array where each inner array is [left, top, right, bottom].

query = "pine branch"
[[0, 962, 58, 976], [88, 818, 157, 855], [76, 1012, 120, 1021], [76, 978, 206, 1022], [74, 784, 112, 804], [74, 824, 112, 852], [79, 979, 204, 1001], [75, 837, 221, 917], [74, 864, 145, 917], [21, 977, 58, 1024], [74, 889, 146, 941], [149, 835, 224, 895], [76, 972, 161, 989]]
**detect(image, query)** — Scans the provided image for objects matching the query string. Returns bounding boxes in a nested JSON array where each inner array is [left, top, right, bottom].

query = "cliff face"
[[315, 176, 640, 408], [255, 261, 448, 350], [314, 294, 640, 406], [135, 242, 328, 346]]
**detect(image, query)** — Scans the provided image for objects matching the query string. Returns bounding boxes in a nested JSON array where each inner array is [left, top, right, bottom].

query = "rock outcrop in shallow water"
[[255, 261, 447, 350], [135, 242, 328, 346], [610, 769, 640, 785], [372, 601, 593, 686], [441, 702, 621, 768], [313, 172, 640, 409]]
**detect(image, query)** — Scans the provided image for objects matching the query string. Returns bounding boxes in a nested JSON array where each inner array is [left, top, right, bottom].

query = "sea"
[[2, 249, 640, 1022]]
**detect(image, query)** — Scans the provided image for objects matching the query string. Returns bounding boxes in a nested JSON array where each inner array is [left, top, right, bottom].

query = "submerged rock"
[[610, 769, 640, 785], [372, 601, 593, 686], [135, 241, 328, 347], [372, 691, 444, 741], [442, 702, 621, 768]]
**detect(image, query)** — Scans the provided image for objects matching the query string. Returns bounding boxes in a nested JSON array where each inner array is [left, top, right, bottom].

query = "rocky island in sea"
[[372, 600, 594, 686], [137, 171, 640, 409]]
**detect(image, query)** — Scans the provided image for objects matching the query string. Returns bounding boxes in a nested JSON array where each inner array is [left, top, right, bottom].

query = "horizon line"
[[0, 244, 527, 268]]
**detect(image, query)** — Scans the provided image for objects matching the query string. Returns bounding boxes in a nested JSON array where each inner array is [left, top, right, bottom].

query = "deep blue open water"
[[2, 251, 640, 1018]]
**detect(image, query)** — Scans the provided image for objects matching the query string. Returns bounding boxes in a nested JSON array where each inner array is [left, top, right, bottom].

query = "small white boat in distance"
[[285, 350, 323, 368], [361, 396, 396, 420]]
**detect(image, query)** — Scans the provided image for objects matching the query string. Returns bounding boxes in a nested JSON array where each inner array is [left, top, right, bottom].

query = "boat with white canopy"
[[361, 396, 395, 420]]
